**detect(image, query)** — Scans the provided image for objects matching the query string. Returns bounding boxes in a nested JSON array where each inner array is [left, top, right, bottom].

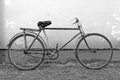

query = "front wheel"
[[76, 33, 113, 70], [8, 33, 45, 70]]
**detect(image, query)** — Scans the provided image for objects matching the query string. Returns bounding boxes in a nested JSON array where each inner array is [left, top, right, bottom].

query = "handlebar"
[[71, 17, 79, 24], [72, 17, 79, 24], [71, 17, 85, 34], [71, 17, 82, 28]]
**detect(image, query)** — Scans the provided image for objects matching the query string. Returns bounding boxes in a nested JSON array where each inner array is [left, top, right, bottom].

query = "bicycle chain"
[[43, 60, 62, 64]]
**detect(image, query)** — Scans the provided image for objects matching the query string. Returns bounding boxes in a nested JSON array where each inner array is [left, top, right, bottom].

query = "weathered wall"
[[0, 0, 6, 63], [0, 0, 5, 48], [1, 0, 120, 64], [3, 0, 120, 49]]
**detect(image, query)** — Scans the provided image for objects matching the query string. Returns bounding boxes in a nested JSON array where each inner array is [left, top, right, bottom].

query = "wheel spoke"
[[76, 33, 113, 70], [8, 33, 45, 70]]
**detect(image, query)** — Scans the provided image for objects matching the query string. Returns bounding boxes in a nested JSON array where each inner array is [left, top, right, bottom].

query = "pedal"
[[46, 52, 51, 56], [44, 60, 52, 64]]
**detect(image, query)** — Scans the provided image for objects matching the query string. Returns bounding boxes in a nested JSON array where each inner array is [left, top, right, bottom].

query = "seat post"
[[43, 29, 51, 49]]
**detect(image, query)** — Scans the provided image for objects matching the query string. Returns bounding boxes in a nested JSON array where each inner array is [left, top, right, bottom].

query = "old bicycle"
[[8, 18, 113, 70]]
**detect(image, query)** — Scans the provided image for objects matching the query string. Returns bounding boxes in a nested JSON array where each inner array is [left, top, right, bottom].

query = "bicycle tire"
[[75, 33, 113, 70], [8, 33, 45, 70]]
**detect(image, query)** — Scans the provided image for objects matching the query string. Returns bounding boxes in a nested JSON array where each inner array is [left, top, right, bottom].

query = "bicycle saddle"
[[37, 21, 52, 28]]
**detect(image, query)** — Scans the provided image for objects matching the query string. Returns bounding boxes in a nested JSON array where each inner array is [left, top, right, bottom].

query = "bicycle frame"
[[43, 28, 81, 51], [8, 18, 113, 70], [20, 25, 87, 52]]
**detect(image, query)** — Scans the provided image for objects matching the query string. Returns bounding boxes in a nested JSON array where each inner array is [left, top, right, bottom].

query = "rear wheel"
[[76, 33, 113, 70], [8, 33, 45, 70]]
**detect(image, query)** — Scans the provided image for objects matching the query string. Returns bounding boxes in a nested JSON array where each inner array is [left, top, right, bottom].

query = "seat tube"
[[43, 30, 51, 49], [27, 31, 41, 51]]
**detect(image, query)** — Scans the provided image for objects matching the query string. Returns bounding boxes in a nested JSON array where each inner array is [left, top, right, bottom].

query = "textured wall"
[[1, 0, 120, 64], [0, 0, 5, 48], [2, 0, 120, 49]]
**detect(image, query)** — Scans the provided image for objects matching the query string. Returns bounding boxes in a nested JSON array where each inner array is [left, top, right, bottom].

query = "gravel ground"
[[0, 61, 120, 80]]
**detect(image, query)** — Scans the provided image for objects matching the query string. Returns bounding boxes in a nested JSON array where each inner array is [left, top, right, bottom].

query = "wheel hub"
[[24, 50, 28, 54]]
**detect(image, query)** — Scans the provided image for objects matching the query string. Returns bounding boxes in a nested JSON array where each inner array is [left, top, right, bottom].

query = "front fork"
[[78, 26, 94, 52], [82, 35, 91, 50], [82, 34, 96, 53]]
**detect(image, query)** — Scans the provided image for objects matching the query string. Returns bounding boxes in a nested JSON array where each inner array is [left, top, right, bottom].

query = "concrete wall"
[[0, 0, 6, 63], [0, 0, 5, 48], [2, 0, 120, 49], [1, 0, 120, 64]]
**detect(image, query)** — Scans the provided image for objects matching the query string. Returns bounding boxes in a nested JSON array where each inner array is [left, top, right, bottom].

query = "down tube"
[[59, 32, 81, 50]]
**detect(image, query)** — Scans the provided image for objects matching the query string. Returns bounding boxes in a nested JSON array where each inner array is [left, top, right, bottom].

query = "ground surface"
[[0, 61, 120, 80], [0, 50, 120, 80]]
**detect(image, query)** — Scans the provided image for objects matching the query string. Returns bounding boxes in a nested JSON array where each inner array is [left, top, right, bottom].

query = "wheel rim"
[[76, 34, 113, 70], [8, 34, 45, 70]]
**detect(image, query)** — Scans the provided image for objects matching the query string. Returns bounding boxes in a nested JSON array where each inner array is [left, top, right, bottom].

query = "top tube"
[[44, 28, 79, 30], [20, 27, 79, 31]]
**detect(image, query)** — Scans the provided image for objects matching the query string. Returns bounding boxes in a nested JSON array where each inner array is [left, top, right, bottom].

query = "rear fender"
[[7, 31, 47, 49]]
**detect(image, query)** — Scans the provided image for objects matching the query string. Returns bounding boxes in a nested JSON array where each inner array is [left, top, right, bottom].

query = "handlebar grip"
[[75, 18, 79, 23], [72, 17, 79, 24]]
